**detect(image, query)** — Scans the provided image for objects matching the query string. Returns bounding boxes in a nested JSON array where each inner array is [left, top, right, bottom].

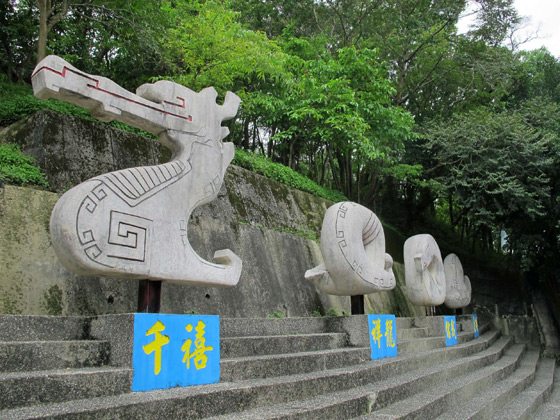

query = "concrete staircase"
[[0, 314, 557, 419]]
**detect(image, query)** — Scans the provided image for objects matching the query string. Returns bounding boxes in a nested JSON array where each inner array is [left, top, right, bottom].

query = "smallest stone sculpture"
[[305, 202, 395, 296], [443, 254, 472, 308], [403, 234, 446, 306]]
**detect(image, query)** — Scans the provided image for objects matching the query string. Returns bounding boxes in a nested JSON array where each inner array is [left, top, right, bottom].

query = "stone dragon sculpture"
[[32, 55, 242, 286]]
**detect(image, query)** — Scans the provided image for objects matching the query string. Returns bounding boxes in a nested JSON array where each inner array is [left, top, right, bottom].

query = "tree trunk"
[[346, 153, 353, 199], [267, 127, 275, 158], [448, 193, 454, 227], [319, 148, 326, 186], [36, 0, 70, 64], [396, 59, 406, 107], [242, 119, 250, 150], [289, 139, 295, 170], [336, 152, 347, 197], [327, 146, 342, 193], [37, 0, 49, 63]]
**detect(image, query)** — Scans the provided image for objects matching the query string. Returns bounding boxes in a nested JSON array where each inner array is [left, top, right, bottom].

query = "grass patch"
[[0, 80, 154, 138], [0, 143, 48, 188], [233, 149, 346, 203]]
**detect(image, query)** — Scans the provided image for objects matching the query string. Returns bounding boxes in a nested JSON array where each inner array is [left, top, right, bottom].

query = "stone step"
[[366, 336, 517, 413], [394, 317, 415, 329], [0, 328, 499, 419], [358, 343, 528, 420], [0, 340, 111, 373], [221, 346, 370, 381], [220, 317, 337, 337], [220, 316, 415, 338], [397, 327, 428, 341], [397, 328, 476, 356], [533, 367, 560, 420], [0, 366, 132, 410], [413, 314, 483, 338], [220, 332, 348, 358], [204, 386, 372, 420], [398, 327, 500, 372], [221, 322, 492, 382], [433, 349, 540, 420], [493, 356, 556, 420], [204, 332, 511, 420], [0, 315, 89, 341]]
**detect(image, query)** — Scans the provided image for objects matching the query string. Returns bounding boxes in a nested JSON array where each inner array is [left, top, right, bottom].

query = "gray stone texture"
[[0, 110, 171, 193], [32, 56, 243, 285], [0, 110, 424, 318], [6, 313, 556, 420], [443, 253, 472, 309], [305, 202, 396, 295], [403, 234, 446, 306]]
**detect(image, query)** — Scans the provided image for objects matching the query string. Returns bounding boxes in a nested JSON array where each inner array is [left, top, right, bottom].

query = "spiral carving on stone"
[[305, 202, 395, 296]]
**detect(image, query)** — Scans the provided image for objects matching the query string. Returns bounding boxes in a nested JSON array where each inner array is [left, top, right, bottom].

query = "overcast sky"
[[458, 0, 560, 58]]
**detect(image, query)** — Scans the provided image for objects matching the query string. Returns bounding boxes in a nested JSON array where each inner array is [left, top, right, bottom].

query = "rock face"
[[305, 202, 395, 295], [403, 234, 446, 306], [0, 110, 422, 318], [0, 110, 171, 193]]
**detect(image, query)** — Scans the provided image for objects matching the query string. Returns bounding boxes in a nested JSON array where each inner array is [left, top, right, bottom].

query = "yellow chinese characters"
[[445, 319, 456, 339], [473, 317, 479, 333], [182, 320, 214, 370], [385, 319, 395, 348], [143, 320, 170, 375], [371, 318, 382, 349]]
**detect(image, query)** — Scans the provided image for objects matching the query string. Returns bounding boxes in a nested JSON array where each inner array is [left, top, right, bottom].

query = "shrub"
[[0, 144, 48, 188], [232, 149, 347, 202]]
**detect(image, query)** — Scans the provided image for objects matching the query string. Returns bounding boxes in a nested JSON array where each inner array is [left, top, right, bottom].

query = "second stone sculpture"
[[305, 202, 395, 296]]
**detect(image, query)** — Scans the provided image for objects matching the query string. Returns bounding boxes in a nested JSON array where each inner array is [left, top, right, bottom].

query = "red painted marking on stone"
[[363, 223, 380, 247], [164, 97, 186, 109], [363, 232, 380, 247], [32, 66, 193, 122], [362, 219, 379, 242]]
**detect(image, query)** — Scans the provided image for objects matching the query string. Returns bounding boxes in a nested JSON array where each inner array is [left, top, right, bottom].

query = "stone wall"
[[2, 110, 558, 352], [0, 176, 422, 318], [0, 111, 423, 318]]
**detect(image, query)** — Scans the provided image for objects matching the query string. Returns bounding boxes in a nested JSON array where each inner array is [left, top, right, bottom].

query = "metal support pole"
[[137, 280, 162, 313], [351, 295, 365, 315]]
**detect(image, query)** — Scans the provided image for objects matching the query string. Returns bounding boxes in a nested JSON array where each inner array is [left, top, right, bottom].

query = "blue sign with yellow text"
[[368, 314, 398, 360], [444, 315, 458, 346], [472, 314, 479, 338], [132, 313, 220, 392]]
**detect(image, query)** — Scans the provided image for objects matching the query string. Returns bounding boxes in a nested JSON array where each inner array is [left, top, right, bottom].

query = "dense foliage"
[[3, 0, 560, 325], [0, 143, 48, 187]]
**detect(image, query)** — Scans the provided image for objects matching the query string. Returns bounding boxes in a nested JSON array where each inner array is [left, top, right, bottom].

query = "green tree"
[[422, 107, 554, 257], [508, 48, 560, 106], [1, 0, 168, 87], [158, 0, 288, 92], [264, 45, 414, 199]]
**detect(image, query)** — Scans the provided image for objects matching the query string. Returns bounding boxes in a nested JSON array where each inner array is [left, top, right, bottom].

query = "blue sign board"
[[444, 315, 458, 346], [367, 314, 398, 360], [472, 314, 479, 338], [132, 313, 220, 392]]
